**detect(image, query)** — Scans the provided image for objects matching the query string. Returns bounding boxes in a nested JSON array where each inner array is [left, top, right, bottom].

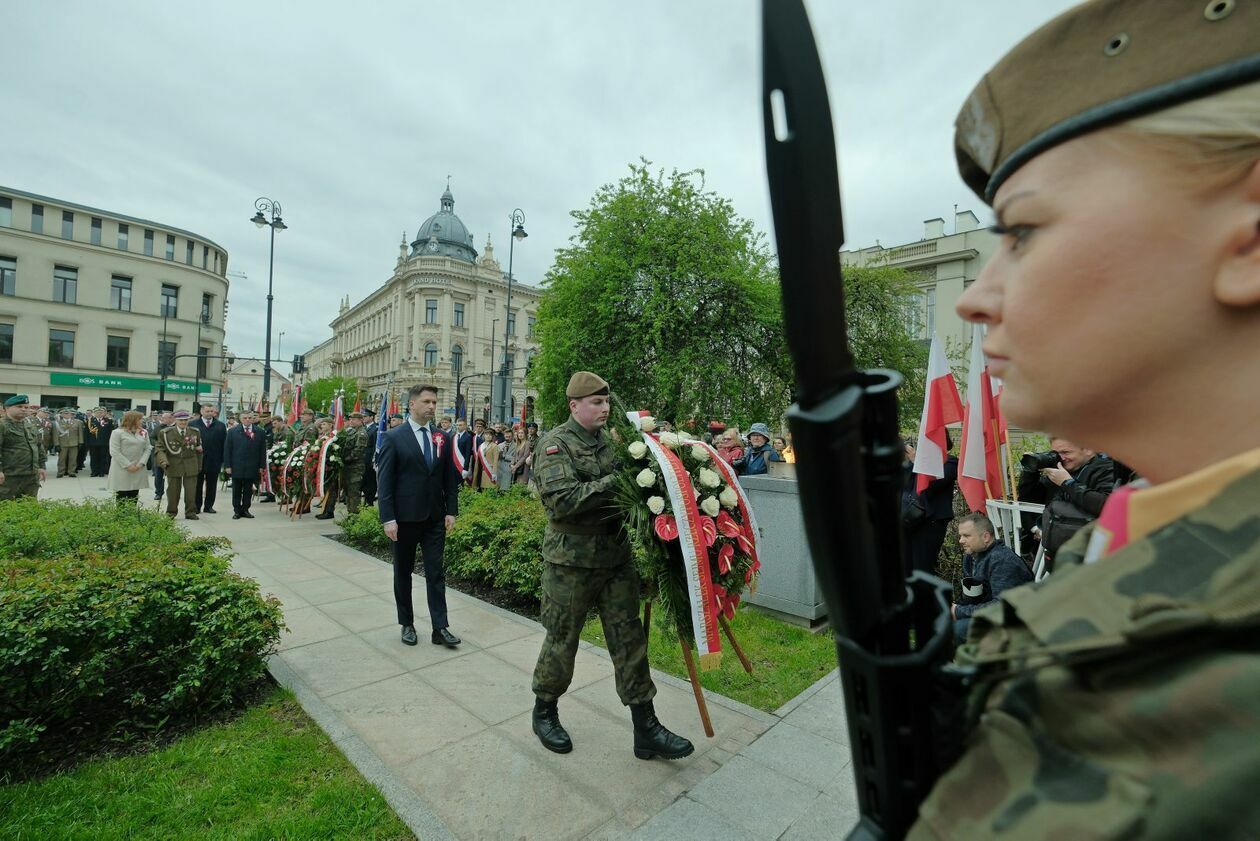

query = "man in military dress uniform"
[[55, 408, 84, 477], [85, 407, 115, 477], [361, 407, 379, 506], [0, 395, 46, 500], [529, 372, 692, 761], [154, 410, 202, 519]]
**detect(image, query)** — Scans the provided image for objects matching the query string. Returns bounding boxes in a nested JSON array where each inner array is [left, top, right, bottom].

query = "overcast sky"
[[5, 1, 1077, 376]]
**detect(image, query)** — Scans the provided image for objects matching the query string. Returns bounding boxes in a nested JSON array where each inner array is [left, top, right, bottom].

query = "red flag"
[[388, 393, 398, 417], [912, 333, 963, 493], [287, 386, 301, 425], [959, 324, 1006, 512], [353, 396, 362, 414], [333, 395, 346, 432]]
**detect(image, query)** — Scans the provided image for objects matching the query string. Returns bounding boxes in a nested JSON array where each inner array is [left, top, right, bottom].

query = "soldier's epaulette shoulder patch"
[[545, 445, 559, 455]]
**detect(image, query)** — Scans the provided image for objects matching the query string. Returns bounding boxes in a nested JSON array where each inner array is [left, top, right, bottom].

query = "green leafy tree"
[[530, 161, 792, 428], [300, 376, 359, 417]]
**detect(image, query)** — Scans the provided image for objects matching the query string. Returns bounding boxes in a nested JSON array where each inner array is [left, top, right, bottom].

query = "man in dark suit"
[[452, 417, 474, 485], [224, 409, 267, 519], [377, 384, 461, 648], [87, 407, 116, 477], [190, 405, 227, 514], [361, 407, 378, 506]]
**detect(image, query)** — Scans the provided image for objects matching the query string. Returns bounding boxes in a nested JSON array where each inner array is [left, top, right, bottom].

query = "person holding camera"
[[951, 512, 1031, 643], [1024, 438, 1115, 572]]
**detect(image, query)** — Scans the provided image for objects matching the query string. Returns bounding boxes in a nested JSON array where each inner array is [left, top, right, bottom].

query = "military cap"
[[172, 410, 192, 420], [390, 413, 404, 421], [363, 407, 376, 416], [956, 0, 1260, 203], [59, 407, 74, 414], [3, 394, 28, 407], [348, 411, 364, 419], [566, 371, 610, 399]]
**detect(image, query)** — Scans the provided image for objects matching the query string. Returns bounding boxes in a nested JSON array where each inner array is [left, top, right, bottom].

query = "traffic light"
[[292, 354, 305, 374]]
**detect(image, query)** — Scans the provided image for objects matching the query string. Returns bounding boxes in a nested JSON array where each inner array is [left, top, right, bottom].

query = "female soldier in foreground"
[[908, 2, 1260, 838]]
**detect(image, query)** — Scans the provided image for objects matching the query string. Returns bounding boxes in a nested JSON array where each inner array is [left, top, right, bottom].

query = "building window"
[[506, 312, 516, 337], [106, 335, 130, 371], [185, 241, 194, 265], [158, 340, 176, 376], [451, 344, 463, 376], [165, 234, 175, 260], [53, 266, 77, 304], [0, 324, 12, 363], [160, 284, 178, 318], [201, 293, 212, 324], [30, 204, 43, 234], [61, 211, 73, 239], [49, 328, 75, 368], [110, 275, 132, 311], [201, 245, 208, 270], [0, 197, 10, 227], [527, 315, 536, 337], [213, 251, 219, 274], [197, 345, 208, 378], [0, 257, 14, 296], [144, 229, 154, 256], [425, 299, 438, 324], [424, 342, 438, 368], [116, 223, 128, 250], [453, 302, 465, 327], [926, 287, 936, 337], [91, 217, 102, 245]]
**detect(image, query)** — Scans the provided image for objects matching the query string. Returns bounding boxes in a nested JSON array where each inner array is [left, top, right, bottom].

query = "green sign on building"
[[49, 373, 211, 394]]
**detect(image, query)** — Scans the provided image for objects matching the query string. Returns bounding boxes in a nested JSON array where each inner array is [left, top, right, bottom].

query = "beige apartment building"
[[301, 186, 542, 422], [221, 355, 293, 414], [841, 209, 997, 371], [0, 186, 229, 413]]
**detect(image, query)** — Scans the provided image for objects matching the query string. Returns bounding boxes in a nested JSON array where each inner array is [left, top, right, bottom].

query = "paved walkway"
[[41, 465, 858, 840]]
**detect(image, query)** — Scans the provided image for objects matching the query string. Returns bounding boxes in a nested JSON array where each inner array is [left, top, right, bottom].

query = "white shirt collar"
[[407, 417, 432, 434]]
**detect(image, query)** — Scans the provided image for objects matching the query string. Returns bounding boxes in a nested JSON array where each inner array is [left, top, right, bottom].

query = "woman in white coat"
[[108, 410, 153, 502]]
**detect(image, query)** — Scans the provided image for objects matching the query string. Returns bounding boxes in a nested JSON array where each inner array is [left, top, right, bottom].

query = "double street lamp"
[[250, 197, 287, 412], [499, 209, 527, 423]]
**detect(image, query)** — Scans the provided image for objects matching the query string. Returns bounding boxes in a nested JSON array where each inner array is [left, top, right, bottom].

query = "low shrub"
[[340, 486, 548, 602], [0, 499, 284, 776]]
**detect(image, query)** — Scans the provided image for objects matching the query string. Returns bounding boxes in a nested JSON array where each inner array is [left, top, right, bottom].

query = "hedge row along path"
[[41, 463, 859, 840]]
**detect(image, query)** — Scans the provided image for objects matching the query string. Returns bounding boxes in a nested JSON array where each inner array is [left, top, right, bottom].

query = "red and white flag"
[[333, 395, 346, 432], [959, 323, 1007, 512], [913, 333, 964, 493]]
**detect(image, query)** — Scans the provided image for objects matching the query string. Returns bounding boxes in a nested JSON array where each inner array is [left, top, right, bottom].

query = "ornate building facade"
[[303, 186, 542, 421]]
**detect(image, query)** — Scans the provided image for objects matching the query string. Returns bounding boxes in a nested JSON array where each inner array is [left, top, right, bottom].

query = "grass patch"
[[0, 685, 413, 841], [582, 605, 836, 712]]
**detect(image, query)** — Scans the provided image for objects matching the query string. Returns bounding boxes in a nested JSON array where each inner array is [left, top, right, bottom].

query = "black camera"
[[1021, 451, 1061, 471]]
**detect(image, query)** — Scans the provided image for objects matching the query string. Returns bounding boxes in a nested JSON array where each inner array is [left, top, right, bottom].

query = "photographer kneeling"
[[952, 512, 1032, 643], [1026, 438, 1115, 572]]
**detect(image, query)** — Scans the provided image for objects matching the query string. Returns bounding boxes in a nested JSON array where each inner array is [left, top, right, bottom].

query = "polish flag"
[[913, 333, 964, 493], [287, 386, 302, 425], [333, 395, 346, 432], [959, 323, 1007, 512]]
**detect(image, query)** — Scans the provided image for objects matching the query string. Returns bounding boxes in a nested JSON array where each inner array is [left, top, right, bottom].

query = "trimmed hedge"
[[341, 485, 548, 601], [0, 500, 284, 774]]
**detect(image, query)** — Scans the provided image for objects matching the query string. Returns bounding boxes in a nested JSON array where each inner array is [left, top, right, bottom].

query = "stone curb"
[[773, 666, 840, 718], [267, 655, 456, 841]]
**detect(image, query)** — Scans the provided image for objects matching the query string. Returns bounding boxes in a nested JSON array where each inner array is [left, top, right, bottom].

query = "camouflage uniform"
[[0, 414, 46, 500], [531, 416, 655, 706], [340, 424, 366, 514]]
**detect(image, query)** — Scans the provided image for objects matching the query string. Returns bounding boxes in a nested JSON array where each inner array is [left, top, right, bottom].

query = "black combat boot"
[[532, 697, 572, 754], [630, 701, 694, 760]]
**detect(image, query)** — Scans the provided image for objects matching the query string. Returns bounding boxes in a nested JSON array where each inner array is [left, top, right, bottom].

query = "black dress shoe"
[[202, 507, 216, 514], [432, 628, 461, 647], [401, 625, 418, 646], [241, 511, 254, 518], [315, 513, 334, 520], [232, 513, 241, 520]]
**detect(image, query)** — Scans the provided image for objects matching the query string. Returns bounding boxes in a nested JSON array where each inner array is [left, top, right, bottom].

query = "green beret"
[[4, 394, 28, 407], [566, 371, 610, 399], [956, 0, 1260, 202]]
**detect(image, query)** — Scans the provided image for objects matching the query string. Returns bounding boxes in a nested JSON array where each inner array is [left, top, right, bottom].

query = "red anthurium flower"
[[736, 532, 755, 556], [713, 589, 725, 610], [716, 510, 743, 538], [699, 516, 718, 548], [717, 543, 735, 574], [654, 514, 679, 542], [723, 597, 737, 620]]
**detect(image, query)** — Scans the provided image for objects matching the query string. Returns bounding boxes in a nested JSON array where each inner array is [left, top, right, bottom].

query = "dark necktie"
[[422, 426, 433, 467]]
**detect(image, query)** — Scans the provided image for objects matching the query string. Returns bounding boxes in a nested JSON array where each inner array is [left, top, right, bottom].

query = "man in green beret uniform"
[[154, 410, 203, 519], [54, 408, 84, 477], [0, 395, 46, 500], [529, 371, 692, 761]]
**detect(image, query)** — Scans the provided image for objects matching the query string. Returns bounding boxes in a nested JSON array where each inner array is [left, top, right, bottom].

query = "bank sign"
[[49, 373, 211, 394]]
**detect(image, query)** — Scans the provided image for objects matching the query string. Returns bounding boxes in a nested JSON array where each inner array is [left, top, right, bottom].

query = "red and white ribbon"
[[475, 440, 495, 481], [316, 435, 336, 498]]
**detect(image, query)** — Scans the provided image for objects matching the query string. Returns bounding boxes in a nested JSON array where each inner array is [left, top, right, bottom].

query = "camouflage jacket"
[[910, 464, 1260, 839], [532, 416, 628, 569], [0, 416, 46, 475], [340, 426, 366, 474]]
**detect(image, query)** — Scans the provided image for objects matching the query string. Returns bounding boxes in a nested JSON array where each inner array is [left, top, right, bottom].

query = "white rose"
[[677, 431, 694, 441], [700, 496, 720, 517], [698, 467, 721, 489], [639, 416, 657, 432], [636, 468, 657, 488], [658, 431, 680, 448], [719, 485, 739, 509], [690, 444, 709, 462], [628, 440, 648, 460], [647, 495, 665, 515]]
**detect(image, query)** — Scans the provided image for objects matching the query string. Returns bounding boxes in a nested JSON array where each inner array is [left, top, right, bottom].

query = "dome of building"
[[411, 186, 478, 263]]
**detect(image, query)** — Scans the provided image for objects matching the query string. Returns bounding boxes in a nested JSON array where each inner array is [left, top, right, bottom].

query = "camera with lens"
[[1021, 450, 1061, 471]]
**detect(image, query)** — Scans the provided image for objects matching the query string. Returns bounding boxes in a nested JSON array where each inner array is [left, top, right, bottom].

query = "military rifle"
[[761, 2, 971, 838]]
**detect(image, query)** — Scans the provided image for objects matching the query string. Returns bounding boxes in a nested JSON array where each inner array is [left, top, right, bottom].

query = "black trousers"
[[195, 465, 220, 511], [231, 477, 256, 514], [909, 518, 951, 574], [362, 465, 377, 505], [89, 446, 110, 477], [394, 518, 448, 631]]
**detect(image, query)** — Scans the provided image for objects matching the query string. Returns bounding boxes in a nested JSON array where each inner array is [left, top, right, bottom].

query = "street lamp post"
[[249, 197, 287, 414], [193, 312, 209, 411], [500, 209, 527, 423], [158, 305, 170, 408], [489, 317, 499, 424]]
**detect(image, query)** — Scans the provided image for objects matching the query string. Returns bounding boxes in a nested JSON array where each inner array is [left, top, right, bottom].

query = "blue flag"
[[375, 389, 389, 454]]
